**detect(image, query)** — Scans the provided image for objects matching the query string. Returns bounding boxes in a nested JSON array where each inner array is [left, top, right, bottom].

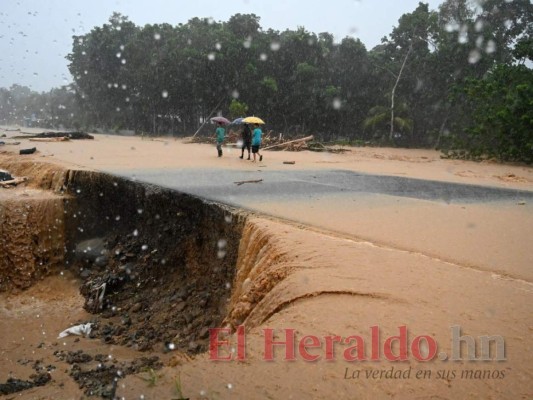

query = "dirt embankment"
[[0, 154, 298, 398]]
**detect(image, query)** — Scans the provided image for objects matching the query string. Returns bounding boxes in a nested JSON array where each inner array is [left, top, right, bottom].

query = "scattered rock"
[[19, 147, 37, 155]]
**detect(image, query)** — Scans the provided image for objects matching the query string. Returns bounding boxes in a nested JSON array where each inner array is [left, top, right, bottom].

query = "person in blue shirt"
[[215, 122, 225, 157], [251, 124, 263, 162]]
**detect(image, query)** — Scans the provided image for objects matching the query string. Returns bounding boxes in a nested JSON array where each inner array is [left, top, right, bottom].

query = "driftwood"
[[15, 131, 93, 140], [29, 137, 70, 142], [283, 161, 296, 164], [307, 142, 352, 153], [0, 177, 28, 187], [262, 135, 314, 151], [234, 179, 263, 186]]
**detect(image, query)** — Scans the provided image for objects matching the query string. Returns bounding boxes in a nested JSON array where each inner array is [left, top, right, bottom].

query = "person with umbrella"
[[241, 116, 265, 162], [251, 123, 263, 162], [211, 117, 229, 157], [239, 123, 252, 160]]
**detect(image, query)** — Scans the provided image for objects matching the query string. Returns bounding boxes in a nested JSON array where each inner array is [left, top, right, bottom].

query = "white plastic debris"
[[57, 323, 93, 339]]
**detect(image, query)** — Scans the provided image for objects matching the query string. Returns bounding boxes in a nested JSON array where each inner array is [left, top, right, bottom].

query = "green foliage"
[[446, 65, 533, 163], [140, 368, 163, 387], [0, 1, 531, 162], [229, 99, 248, 119]]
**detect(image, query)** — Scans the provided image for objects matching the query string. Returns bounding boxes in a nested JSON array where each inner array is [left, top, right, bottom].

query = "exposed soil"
[[0, 157, 246, 398], [77, 230, 234, 354]]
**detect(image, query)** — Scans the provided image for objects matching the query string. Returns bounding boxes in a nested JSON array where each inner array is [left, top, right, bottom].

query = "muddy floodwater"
[[1, 139, 532, 399]]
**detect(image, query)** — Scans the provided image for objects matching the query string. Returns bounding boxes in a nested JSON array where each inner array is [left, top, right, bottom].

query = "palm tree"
[[363, 103, 413, 142]]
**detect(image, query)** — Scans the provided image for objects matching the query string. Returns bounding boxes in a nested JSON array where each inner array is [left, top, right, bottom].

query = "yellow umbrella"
[[243, 116, 265, 124]]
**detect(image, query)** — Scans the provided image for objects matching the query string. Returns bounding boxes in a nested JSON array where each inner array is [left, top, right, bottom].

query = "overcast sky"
[[0, 0, 445, 92]]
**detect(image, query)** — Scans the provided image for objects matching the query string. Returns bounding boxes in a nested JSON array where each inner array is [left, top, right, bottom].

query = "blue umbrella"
[[231, 117, 244, 125]]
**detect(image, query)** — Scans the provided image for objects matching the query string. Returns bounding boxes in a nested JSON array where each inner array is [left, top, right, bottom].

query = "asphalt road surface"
[[106, 168, 533, 207]]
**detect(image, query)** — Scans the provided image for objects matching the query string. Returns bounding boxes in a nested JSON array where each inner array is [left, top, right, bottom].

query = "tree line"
[[0, 0, 531, 162]]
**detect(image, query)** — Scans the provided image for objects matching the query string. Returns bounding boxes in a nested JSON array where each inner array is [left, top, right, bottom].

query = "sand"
[[0, 126, 532, 399]]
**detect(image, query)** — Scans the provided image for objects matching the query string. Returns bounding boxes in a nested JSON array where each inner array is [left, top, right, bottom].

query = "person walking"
[[215, 122, 225, 157], [240, 123, 252, 160], [251, 124, 263, 162]]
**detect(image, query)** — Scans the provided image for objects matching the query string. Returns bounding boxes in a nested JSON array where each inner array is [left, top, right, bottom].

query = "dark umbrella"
[[211, 116, 231, 125]]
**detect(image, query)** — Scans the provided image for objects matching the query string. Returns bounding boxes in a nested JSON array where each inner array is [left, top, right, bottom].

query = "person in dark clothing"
[[239, 123, 252, 160]]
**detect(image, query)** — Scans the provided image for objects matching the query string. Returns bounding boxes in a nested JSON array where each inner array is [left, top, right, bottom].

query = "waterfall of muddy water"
[[0, 158, 69, 291], [0, 192, 65, 291]]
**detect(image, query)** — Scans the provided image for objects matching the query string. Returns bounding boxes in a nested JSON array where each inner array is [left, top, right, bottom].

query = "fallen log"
[[283, 161, 296, 164], [234, 179, 263, 186], [262, 135, 314, 151]]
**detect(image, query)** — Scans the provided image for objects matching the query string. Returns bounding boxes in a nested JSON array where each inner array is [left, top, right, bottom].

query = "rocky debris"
[[54, 349, 161, 399], [77, 232, 229, 354], [0, 169, 13, 181], [19, 147, 37, 155], [0, 358, 53, 395]]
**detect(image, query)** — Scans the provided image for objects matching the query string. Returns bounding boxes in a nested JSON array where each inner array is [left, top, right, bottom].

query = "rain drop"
[[332, 98, 342, 110], [154, 33, 161, 40], [260, 53, 267, 61], [162, 90, 168, 98], [231, 90, 239, 99], [468, 49, 481, 64], [207, 53, 216, 61], [270, 41, 281, 51], [458, 25, 468, 44], [486, 40, 496, 54]]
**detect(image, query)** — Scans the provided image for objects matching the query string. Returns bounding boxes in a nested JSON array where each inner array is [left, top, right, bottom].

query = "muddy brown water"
[[0, 159, 262, 398]]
